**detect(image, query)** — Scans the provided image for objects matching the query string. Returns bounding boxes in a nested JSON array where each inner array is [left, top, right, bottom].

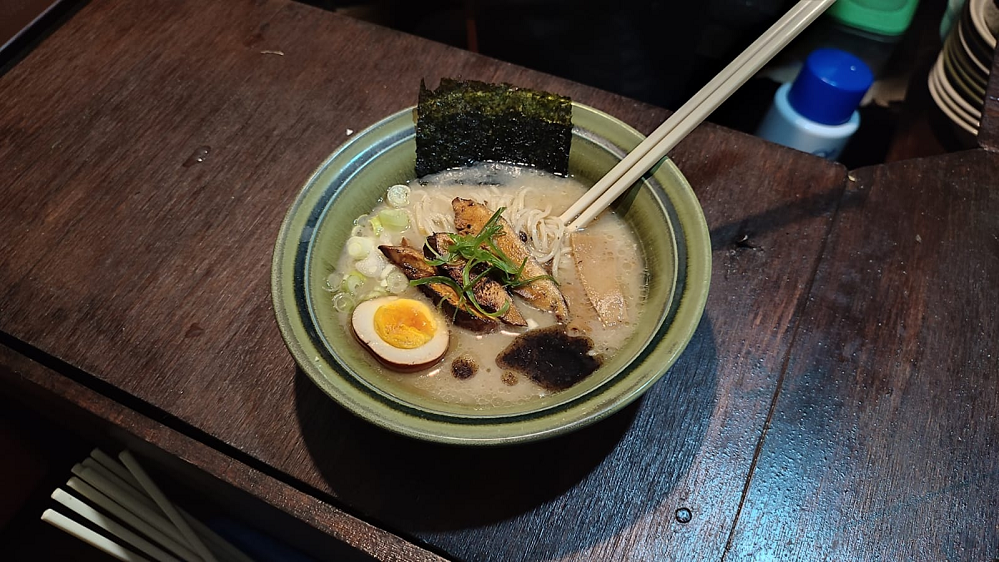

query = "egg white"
[[350, 296, 450, 371]]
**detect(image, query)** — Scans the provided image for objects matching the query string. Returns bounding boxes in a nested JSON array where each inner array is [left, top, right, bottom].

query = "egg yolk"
[[373, 300, 437, 349]]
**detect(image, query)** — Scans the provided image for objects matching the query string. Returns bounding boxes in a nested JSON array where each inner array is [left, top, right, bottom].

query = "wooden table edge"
[[0, 337, 449, 562], [974, 23, 999, 152]]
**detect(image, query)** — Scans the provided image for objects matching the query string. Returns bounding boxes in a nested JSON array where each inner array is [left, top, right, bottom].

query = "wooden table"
[[2, 0, 997, 560]]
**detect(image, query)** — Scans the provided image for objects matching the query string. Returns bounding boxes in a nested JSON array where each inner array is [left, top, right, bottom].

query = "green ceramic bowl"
[[272, 103, 710, 445]]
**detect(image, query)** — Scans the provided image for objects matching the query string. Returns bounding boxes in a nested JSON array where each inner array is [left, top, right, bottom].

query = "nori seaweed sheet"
[[415, 78, 572, 177]]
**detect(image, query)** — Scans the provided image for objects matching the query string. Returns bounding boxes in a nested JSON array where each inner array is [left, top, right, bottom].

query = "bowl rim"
[[970, 0, 998, 49], [957, 23, 992, 75], [929, 61, 980, 134], [271, 102, 711, 445], [944, 29, 989, 92], [959, 2, 995, 61], [933, 56, 982, 121], [941, 34, 987, 102]]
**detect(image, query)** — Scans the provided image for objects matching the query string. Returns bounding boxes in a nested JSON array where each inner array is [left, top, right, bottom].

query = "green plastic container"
[[761, 0, 921, 86], [814, 0, 922, 78], [827, 0, 921, 37]]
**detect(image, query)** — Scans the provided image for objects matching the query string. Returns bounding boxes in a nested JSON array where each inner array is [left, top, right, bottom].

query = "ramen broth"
[[330, 162, 647, 407]]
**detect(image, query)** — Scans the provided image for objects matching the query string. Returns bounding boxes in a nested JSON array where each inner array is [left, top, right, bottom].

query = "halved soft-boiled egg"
[[351, 296, 449, 371]]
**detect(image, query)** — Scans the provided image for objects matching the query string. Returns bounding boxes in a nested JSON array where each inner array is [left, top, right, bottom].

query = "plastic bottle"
[[755, 48, 874, 160], [825, 0, 921, 78]]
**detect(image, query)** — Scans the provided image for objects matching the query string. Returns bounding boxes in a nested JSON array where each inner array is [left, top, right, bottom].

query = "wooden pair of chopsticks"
[[559, 0, 838, 230], [41, 449, 253, 562]]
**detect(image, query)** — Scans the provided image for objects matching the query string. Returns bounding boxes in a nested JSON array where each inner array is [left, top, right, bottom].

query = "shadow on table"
[[294, 318, 718, 559], [707, 187, 849, 252]]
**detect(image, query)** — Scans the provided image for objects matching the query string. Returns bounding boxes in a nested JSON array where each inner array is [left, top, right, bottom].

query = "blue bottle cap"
[[787, 49, 873, 126]]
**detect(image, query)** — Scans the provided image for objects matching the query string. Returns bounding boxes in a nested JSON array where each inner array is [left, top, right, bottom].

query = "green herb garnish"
[[410, 207, 553, 318]]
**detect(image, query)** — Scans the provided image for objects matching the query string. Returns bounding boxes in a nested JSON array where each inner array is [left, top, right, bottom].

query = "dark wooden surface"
[[1, 0, 997, 560], [979, 37, 999, 152], [882, 0, 952, 162], [727, 151, 999, 560]]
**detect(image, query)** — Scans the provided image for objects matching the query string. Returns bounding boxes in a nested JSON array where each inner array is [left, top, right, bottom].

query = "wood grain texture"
[[5, 0, 962, 559], [726, 151, 999, 560], [882, 0, 951, 163], [978, 43, 999, 151], [0, 340, 447, 562], [0, 0, 848, 548], [293, 133, 845, 562]]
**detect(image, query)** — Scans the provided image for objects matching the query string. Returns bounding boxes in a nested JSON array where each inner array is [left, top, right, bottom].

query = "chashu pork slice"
[[569, 231, 627, 326], [424, 233, 527, 327], [451, 197, 570, 323], [379, 242, 497, 333]]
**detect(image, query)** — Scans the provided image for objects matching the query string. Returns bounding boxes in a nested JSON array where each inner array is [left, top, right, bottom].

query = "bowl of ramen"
[[272, 82, 710, 445]]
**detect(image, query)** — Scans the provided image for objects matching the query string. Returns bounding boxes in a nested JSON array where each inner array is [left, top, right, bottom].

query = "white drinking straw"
[[51, 489, 183, 562], [120, 451, 219, 562], [41, 508, 153, 562], [66, 476, 202, 561]]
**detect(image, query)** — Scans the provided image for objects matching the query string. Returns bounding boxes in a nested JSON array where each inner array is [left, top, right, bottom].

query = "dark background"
[[2, 0, 949, 167], [298, 0, 944, 166]]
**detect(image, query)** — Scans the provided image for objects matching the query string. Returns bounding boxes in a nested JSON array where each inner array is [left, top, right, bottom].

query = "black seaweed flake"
[[415, 78, 572, 177], [496, 326, 601, 391], [451, 355, 478, 380]]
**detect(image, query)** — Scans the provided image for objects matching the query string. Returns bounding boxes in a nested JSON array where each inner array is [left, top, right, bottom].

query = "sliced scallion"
[[378, 208, 409, 231], [341, 271, 366, 295], [412, 207, 554, 318], [386, 184, 410, 208], [386, 270, 409, 294], [332, 292, 354, 312], [346, 236, 373, 259]]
